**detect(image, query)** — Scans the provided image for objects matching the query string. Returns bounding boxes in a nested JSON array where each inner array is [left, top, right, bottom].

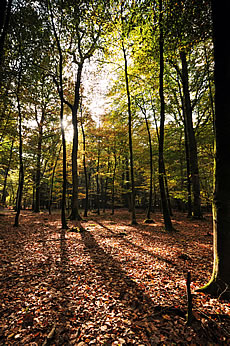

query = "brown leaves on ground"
[[0, 209, 230, 345]]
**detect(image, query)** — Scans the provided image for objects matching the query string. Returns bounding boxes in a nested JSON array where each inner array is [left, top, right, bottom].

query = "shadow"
[[93, 220, 175, 267], [80, 223, 230, 343], [80, 227, 185, 344], [51, 228, 72, 344]]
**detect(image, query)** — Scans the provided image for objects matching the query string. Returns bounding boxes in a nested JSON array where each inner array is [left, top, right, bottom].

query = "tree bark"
[[96, 138, 100, 215], [49, 0, 68, 229], [177, 72, 192, 216], [34, 108, 45, 212], [48, 145, 61, 215], [14, 94, 24, 227], [197, 0, 230, 298], [122, 42, 137, 225], [158, 0, 173, 231], [145, 114, 153, 220], [81, 121, 88, 217], [137, 102, 154, 220], [180, 50, 202, 219], [69, 64, 83, 220], [111, 153, 117, 215]]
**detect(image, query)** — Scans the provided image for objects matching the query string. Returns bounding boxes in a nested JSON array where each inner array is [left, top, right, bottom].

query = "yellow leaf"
[[162, 314, 171, 320]]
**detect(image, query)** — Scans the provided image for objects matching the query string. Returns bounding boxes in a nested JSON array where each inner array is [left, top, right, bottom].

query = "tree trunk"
[[177, 72, 192, 216], [158, 0, 173, 232], [197, 0, 230, 298], [180, 50, 202, 219], [103, 158, 110, 213], [163, 161, 173, 216], [111, 153, 117, 215], [14, 94, 24, 227], [69, 64, 83, 220], [34, 110, 45, 212], [81, 121, 88, 217], [48, 145, 61, 215], [2, 139, 14, 205], [60, 106, 68, 229], [96, 141, 100, 215], [122, 42, 137, 225], [136, 102, 154, 220], [49, 1, 68, 229], [184, 125, 192, 217], [123, 158, 131, 210]]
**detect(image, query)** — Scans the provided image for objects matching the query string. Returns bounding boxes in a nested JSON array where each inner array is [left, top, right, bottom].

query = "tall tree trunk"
[[122, 42, 137, 225], [138, 103, 154, 220], [177, 72, 192, 216], [48, 145, 61, 215], [69, 64, 83, 220], [184, 125, 192, 217], [146, 117, 153, 220], [34, 110, 45, 213], [49, 0, 68, 229], [103, 158, 110, 213], [14, 94, 24, 227], [81, 121, 88, 217], [111, 153, 117, 215], [197, 0, 230, 298], [152, 102, 171, 216], [60, 101, 68, 229], [123, 157, 131, 210], [180, 50, 202, 219], [96, 141, 100, 215], [158, 0, 173, 231], [163, 161, 173, 216], [204, 44, 215, 132], [2, 139, 14, 205]]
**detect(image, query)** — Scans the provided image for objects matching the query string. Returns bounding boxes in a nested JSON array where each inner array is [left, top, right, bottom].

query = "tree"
[[49, 0, 68, 229], [57, 1, 108, 220], [198, 0, 230, 298], [120, 1, 137, 225], [158, 0, 173, 231], [135, 99, 154, 221], [14, 57, 24, 227], [79, 101, 89, 217], [180, 50, 202, 218], [33, 76, 53, 213]]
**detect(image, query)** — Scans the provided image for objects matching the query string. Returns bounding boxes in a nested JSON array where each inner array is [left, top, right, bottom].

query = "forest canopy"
[[0, 0, 214, 223]]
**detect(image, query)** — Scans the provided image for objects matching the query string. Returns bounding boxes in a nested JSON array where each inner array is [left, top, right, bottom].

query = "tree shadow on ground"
[[80, 227, 190, 344], [94, 220, 176, 267], [80, 224, 230, 344]]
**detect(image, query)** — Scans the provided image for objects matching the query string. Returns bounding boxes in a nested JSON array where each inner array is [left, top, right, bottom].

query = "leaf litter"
[[0, 209, 229, 345]]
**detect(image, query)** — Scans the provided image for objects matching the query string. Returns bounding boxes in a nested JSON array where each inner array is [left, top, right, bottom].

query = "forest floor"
[[0, 209, 230, 345]]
